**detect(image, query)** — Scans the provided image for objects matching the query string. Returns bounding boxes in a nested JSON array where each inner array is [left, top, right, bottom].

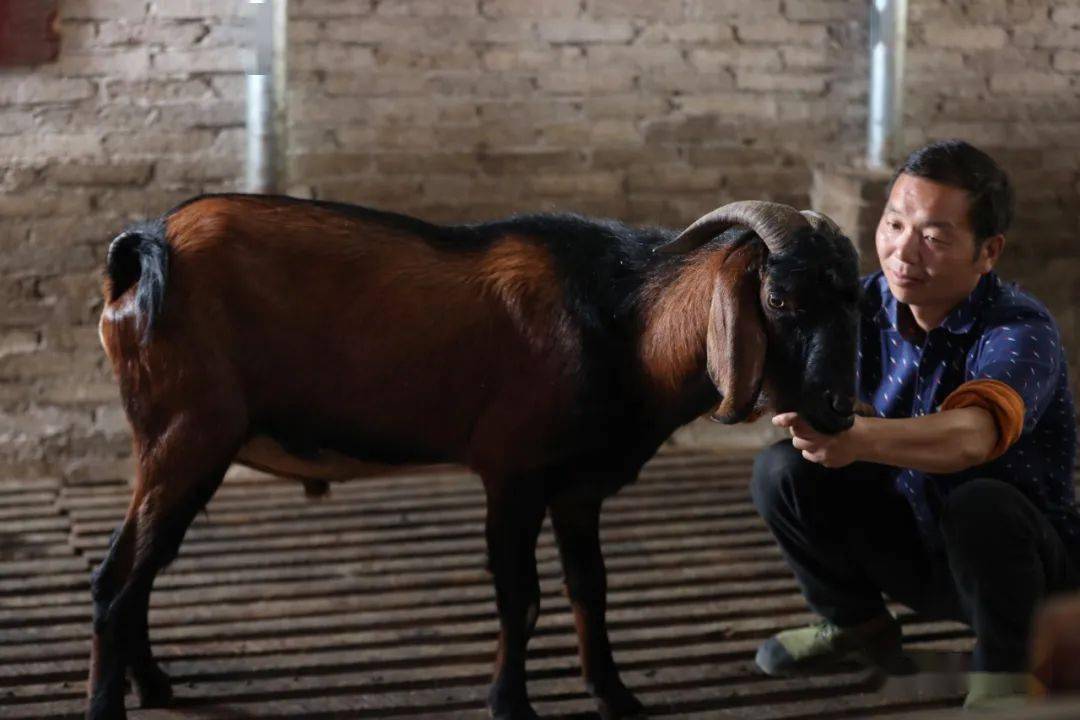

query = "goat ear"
[[707, 246, 766, 423]]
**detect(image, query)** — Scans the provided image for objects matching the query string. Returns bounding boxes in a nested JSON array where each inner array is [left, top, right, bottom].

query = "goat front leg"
[[484, 477, 547, 720], [549, 491, 646, 720]]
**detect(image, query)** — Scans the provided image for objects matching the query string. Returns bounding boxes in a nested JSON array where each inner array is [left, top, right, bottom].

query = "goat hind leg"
[[87, 413, 239, 719], [549, 492, 645, 720]]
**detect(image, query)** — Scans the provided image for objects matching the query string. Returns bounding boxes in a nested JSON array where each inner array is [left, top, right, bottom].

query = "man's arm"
[[775, 407, 998, 474]]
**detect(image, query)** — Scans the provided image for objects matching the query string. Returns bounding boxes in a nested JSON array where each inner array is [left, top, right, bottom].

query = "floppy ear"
[[707, 243, 767, 423]]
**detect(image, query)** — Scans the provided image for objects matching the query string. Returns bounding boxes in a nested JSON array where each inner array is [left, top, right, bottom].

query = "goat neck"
[[635, 241, 753, 418]]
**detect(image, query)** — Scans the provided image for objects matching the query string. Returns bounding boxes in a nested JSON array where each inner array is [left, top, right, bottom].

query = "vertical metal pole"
[[867, 0, 908, 170], [246, 0, 287, 193]]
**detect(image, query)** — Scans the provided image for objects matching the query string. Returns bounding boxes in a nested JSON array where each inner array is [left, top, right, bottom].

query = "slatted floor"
[[1, 450, 986, 719]]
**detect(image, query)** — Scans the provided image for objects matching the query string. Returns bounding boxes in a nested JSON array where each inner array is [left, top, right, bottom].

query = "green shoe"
[[963, 672, 1029, 711], [755, 612, 905, 677]]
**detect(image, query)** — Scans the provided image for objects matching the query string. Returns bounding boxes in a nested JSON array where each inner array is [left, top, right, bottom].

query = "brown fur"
[[637, 241, 767, 422]]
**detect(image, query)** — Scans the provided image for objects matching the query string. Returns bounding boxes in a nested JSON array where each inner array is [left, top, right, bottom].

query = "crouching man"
[[752, 139, 1079, 710]]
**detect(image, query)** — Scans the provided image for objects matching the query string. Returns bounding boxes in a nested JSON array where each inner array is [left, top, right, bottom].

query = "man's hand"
[[772, 412, 860, 468]]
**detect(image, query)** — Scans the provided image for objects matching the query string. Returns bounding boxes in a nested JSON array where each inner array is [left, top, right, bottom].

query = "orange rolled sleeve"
[[939, 379, 1026, 462]]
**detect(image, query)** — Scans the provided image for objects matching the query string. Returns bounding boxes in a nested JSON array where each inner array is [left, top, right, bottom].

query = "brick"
[[288, 153, 373, 179], [91, 189, 194, 217], [1033, 28, 1080, 49], [150, 0, 244, 19], [923, 25, 1008, 50], [686, 0, 782, 18], [196, 20, 255, 48], [990, 71, 1072, 94], [538, 68, 637, 94], [292, 44, 376, 71], [635, 23, 734, 45], [627, 164, 722, 192], [482, 0, 580, 17], [102, 78, 211, 103], [102, 130, 218, 158], [529, 171, 624, 196], [63, 0, 146, 19], [0, 77, 95, 104], [1053, 7, 1080, 26], [62, 456, 134, 486], [56, 48, 152, 78], [97, 18, 206, 47], [38, 379, 120, 405], [1054, 50, 1080, 72], [92, 406, 130, 440], [0, 330, 40, 359], [152, 100, 245, 130], [0, 167, 41, 193], [784, 0, 859, 22], [690, 47, 783, 71], [588, 0, 683, 20], [588, 45, 685, 71], [375, 45, 481, 71], [477, 149, 585, 174], [482, 46, 583, 72], [639, 65, 735, 93], [289, 0, 374, 17], [674, 93, 779, 119], [537, 19, 636, 43], [375, 0, 480, 16], [433, 72, 541, 97], [0, 134, 102, 162], [736, 72, 828, 94], [0, 191, 91, 217], [0, 109, 36, 136], [735, 19, 829, 45], [781, 46, 832, 69], [153, 47, 246, 74], [154, 156, 240, 183], [581, 94, 667, 119]]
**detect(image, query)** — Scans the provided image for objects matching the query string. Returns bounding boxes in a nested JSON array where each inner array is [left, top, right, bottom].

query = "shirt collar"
[[875, 271, 998, 337]]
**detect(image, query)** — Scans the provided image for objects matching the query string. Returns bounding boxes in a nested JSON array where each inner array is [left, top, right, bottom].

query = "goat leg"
[[124, 584, 173, 708], [483, 477, 547, 720], [87, 524, 136, 720], [550, 490, 646, 720], [85, 406, 240, 720]]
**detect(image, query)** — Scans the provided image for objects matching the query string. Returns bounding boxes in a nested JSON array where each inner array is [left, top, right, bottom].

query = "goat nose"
[[824, 390, 854, 416]]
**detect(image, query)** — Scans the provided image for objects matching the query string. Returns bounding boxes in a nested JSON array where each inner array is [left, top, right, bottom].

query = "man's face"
[[875, 173, 1000, 312]]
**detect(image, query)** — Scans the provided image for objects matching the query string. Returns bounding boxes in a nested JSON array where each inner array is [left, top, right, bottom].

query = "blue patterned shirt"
[[858, 271, 1078, 548]]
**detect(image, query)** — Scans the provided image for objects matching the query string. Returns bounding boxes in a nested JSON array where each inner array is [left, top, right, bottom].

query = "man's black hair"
[[892, 139, 1015, 245]]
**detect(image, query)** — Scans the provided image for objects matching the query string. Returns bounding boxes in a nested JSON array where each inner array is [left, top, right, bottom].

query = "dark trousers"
[[750, 440, 1080, 672]]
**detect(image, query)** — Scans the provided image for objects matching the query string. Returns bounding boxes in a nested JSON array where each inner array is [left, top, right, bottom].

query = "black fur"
[[105, 219, 169, 346]]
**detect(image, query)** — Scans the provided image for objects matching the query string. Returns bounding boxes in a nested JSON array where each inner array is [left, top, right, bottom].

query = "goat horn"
[[654, 200, 812, 256], [800, 209, 842, 237]]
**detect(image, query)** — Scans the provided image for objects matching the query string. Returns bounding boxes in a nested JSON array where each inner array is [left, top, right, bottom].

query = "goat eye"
[[767, 293, 785, 310]]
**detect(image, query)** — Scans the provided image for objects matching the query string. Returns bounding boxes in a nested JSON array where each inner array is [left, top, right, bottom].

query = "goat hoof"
[[85, 691, 127, 720], [489, 700, 540, 720], [598, 685, 646, 720], [133, 663, 173, 708]]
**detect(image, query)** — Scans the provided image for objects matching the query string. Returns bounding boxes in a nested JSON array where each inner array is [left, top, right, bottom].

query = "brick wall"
[[284, 0, 865, 226], [0, 1, 249, 479], [2, 0, 1078, 478], [903, 0, 1080, 384]]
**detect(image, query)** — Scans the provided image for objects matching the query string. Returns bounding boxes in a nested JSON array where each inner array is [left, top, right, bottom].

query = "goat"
[[89, 195, 860, 720]]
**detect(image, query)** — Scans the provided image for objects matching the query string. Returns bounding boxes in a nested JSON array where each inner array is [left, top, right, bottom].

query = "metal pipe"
[[867, 0, 908, 170], [246, 0, 286, 193]]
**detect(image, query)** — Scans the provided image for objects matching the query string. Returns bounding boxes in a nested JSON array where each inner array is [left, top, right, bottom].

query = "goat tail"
[[104, 218, 169, 345]]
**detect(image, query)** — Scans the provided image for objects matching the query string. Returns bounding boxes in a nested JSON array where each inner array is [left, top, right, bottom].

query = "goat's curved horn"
[[654, 200, 812, 256], [800, 209, 842, 237]]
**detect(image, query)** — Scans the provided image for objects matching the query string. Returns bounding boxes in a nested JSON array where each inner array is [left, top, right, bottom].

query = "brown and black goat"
[[89, 195, 860, 720]]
